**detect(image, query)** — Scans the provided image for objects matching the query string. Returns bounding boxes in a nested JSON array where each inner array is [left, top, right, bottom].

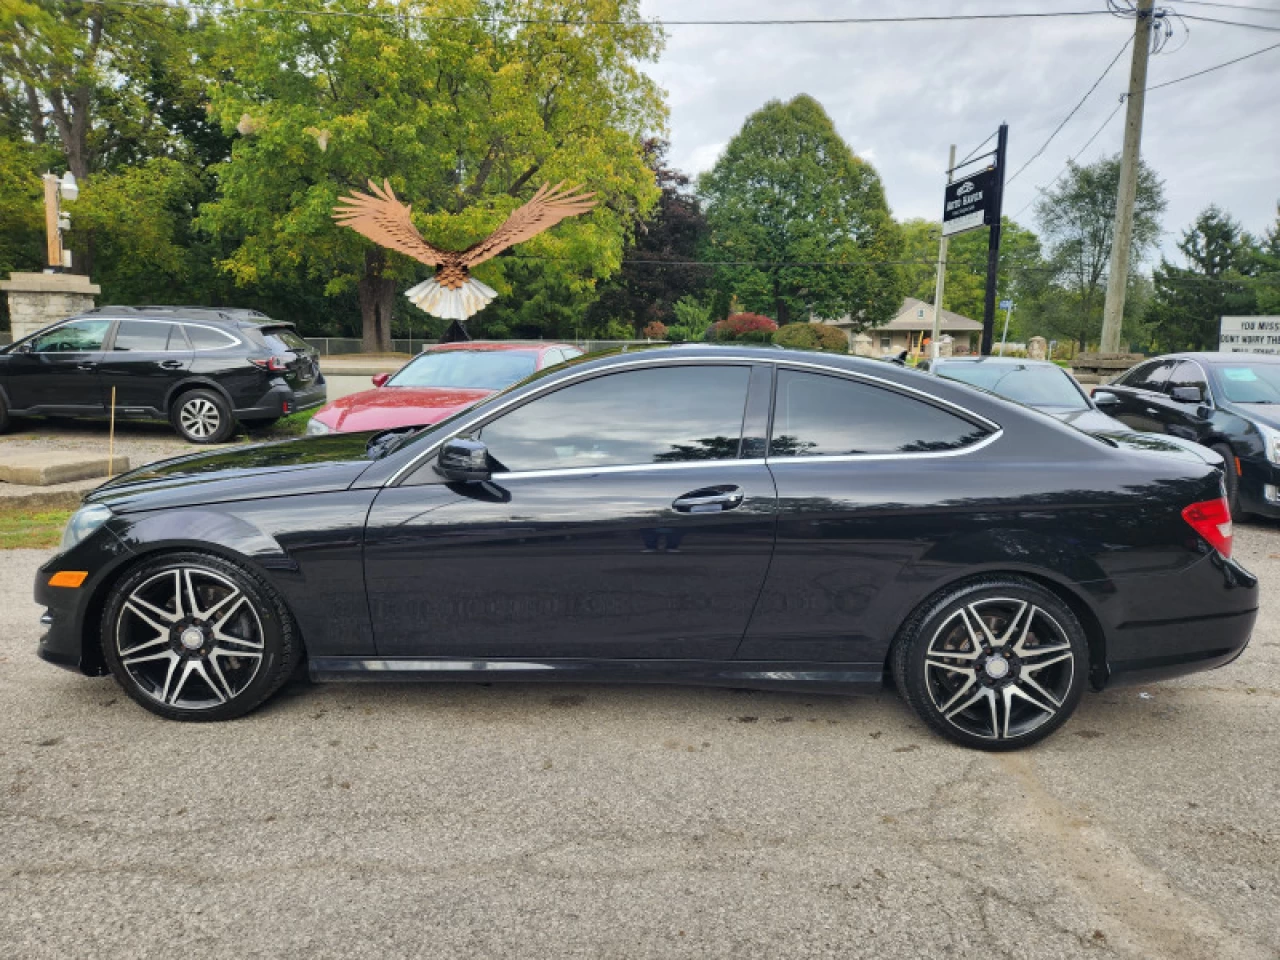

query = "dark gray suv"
[[0, 306, 326, 443]]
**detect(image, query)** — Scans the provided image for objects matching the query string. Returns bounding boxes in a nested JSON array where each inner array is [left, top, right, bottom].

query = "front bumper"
[[1237, 456, 1280, 519], [234, 377, 328, 419]]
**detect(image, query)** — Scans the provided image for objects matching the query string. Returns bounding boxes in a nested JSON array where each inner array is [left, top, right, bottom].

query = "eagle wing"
[[461, 181, 597, 268], [333, 179, 449, 267]]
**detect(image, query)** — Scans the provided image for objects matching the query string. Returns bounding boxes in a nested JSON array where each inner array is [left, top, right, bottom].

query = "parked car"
[[37, 345, 1255, 750], [1099, 352, 1280, 519], [920, 356, 1131, 433], [306, 341, 582, 435], [0, 306, 325, 444]]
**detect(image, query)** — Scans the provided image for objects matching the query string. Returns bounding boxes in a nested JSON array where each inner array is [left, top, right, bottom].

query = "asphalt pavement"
[[1, 525, 1277, 959]]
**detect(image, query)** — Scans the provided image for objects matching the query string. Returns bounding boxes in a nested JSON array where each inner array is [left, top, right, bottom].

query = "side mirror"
[[436, 436, 491, 482], [371, 372, 390, 387], [1170, 385, 1202, 404], [1092, 390, 1119, 408]]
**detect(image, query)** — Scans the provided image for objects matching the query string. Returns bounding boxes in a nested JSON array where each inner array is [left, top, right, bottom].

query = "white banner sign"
[[1219, 316, 1280, 354]]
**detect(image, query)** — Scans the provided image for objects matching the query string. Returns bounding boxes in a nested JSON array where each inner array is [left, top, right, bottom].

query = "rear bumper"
[[234, 377, 327, 419], [1099, 552, 1258, 687]]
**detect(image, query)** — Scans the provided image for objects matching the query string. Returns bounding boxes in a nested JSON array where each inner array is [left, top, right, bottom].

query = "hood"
[[314, 385, 494, 433], [1229, 402, 1280, 431], [85, 433, 380, 512]]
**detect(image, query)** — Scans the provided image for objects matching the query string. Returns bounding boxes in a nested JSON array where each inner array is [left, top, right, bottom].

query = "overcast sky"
[[639, 0, 1280, 266]]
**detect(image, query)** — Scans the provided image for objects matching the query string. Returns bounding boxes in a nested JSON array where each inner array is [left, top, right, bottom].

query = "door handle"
[[159, 360, 185, 369], [76, 361, 97, 371], [672, 485, 745, 513]]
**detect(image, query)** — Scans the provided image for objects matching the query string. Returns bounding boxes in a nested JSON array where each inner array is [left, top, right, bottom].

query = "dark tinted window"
[[112, 320, 174, 352], [28, 319, 110, 353], [479, 365, 750, 472], [770, 370, 988, 457], [1126, 360, 1174, 392], [184, 324, 237, 350], [1167, 361, 1208, 398], [259, 326, 310, 353]]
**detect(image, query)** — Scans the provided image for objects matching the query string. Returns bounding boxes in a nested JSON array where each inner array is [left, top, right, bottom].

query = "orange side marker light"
[[1235, 456, 1242, 477], [48, 571, 88, 588]]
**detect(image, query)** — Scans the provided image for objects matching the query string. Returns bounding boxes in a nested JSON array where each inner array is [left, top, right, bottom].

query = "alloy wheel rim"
[[180, 398, 220, 438], [924, 598, 1075, 741], [115, 567, 264, 710]]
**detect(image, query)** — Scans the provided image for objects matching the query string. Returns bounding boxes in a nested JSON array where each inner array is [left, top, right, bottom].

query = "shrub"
[[773, 322, 848, 354], [643, 320, 667, 340], [664, 324, 696, 342], [708, 312, 778, 343]]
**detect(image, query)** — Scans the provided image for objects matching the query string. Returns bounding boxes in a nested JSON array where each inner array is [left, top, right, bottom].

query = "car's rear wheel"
[[0, 391, 10, 433], [1210, 443, 1242, 518], [892, 577, 1088, 751], [101, 552, 300, 721], [171, 388, 235, 444]]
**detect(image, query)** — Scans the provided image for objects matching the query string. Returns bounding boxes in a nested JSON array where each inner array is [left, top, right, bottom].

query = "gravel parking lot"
[[1, 525, 1277, 960]]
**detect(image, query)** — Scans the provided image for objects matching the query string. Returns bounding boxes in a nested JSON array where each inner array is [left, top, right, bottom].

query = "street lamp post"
[[42, 171, 79, 271]]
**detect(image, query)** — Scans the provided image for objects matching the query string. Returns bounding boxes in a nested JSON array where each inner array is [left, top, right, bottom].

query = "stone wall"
[[1, 273, 100, 342]]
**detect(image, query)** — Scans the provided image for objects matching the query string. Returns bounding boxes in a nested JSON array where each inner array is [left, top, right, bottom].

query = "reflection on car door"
[[1160, 361, 1214, 443], [363, 363, 777, 660], [738, 368, 997, 664], [1109, 359, 1174, 432], [3, 318, 111, 412], [98, 320, 193, 414]]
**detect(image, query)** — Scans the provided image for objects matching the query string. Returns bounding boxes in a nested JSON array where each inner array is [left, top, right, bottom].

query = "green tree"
[[1146, 205, 1260, 351], [1035, 155, 1166, 349], [198, 0, 666, 351], [699, 95, 904, 328]]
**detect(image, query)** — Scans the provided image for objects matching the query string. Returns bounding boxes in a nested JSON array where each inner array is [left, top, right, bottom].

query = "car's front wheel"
[[101, 552, 300, 721], [892, 577, 1088, 750]]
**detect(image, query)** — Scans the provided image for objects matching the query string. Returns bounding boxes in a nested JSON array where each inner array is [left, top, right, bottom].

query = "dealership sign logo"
[[942, 167, 999, 237]]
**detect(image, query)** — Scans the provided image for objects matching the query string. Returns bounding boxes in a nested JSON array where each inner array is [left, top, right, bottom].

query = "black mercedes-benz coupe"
[[35, 346, 1258, 750]]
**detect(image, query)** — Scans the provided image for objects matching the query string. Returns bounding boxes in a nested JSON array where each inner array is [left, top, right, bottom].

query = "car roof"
[[932, 356, 1060, 368], [1157, 351, 1280, 365], [424, 341, 573, 353], [78, 306, 286, 328]]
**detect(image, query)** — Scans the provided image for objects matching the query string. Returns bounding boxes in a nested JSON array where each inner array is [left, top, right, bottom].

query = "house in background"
[[814, 298, 983, 356]]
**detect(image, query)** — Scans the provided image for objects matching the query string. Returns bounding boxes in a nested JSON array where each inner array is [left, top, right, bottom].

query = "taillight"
[[1181, 497, 1233, 558], [250, 356, 289, 372]]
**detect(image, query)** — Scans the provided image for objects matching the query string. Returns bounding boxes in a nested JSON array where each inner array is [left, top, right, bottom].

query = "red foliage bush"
[[643, 320, 668, 340], [708, 312, 778, 343]]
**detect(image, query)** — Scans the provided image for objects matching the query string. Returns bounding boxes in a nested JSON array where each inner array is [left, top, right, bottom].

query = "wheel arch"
[[163, 377, 236, 416]]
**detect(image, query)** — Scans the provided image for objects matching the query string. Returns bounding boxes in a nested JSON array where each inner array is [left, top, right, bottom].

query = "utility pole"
[[1099, 0, 1155, 354], [930, 144, 956, 360], [999, 300, 1015, 356], [979, 123, 1008, 355]]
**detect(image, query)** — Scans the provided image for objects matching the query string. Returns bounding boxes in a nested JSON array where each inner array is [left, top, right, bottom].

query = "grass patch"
[[0, 507, 73, 550], [266, 409, 315, 438]]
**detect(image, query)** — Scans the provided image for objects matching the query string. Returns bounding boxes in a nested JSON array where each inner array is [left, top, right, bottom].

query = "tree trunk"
[[24, 84, 45, 143], [358, 249, 396, 353]]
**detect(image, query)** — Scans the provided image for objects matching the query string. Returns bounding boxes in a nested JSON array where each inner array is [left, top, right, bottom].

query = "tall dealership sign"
[[938, 124, 1007, 355]]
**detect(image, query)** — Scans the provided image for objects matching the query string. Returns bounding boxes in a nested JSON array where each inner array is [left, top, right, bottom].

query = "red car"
[[306, 341, 581, 435]]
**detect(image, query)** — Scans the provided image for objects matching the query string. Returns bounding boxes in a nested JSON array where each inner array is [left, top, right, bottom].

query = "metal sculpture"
[[333, 179, 596, 322]]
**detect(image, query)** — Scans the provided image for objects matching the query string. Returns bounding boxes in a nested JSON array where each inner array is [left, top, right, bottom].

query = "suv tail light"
[[250, 355, 290, 372], [1181, 497, 1232, 558]]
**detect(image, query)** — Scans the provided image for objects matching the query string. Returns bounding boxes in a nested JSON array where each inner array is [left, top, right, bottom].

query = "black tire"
[[891, 576, 1088, 751], [1210, 443, 1241, 519], [101, 551, 301, 721], [170, 388, 236, 444], [0, 391, 9, 433]]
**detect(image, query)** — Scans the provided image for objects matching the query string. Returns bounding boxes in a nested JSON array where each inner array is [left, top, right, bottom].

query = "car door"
[[736, 367, 998, 664], [1108, 359, 1174, 432], [1161, 360, 1215, 443], [362, 362, 777, 660], [2, 317, 111, 412], [97, 319, 193, 415]]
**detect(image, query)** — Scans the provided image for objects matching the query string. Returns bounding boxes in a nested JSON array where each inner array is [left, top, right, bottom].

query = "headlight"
[[1258, 423, 1280, 464], [60, 504, 112, 552], [305, 417, 332, 436]]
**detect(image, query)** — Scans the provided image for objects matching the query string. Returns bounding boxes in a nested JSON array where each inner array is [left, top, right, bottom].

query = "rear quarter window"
[[259, 327, 311, 353]]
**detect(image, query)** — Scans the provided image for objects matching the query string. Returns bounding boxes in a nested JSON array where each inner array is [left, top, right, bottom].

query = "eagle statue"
[[333, 179, 596, 322]]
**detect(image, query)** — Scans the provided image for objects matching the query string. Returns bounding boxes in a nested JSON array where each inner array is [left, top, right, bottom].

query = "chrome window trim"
[[501, 458, 769, 481], [387, 354, 1002, 486], [1177, 358, 1216, 407], [765, 427, 1004, 464], [106, 317, 191, 354]]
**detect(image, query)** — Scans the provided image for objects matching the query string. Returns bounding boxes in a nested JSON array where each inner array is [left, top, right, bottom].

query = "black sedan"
[[36, 346, 1257, 750], [1098, 352, 1280, 519]]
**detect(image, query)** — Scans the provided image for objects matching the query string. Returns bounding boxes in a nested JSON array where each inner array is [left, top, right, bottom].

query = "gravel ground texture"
[[0, 523, 1277, 960]]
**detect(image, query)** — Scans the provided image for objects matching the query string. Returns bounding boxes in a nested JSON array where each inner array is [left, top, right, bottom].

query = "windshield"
[[934, 362, 1088, 410], [1212, 361, 1280, 403], [388, 350, 539, 390]]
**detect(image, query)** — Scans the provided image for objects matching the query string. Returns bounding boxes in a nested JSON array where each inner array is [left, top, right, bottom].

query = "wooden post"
[[43, 174, 61, 269]]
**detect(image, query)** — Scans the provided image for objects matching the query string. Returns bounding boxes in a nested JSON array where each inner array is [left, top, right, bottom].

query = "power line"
[[1010, 101, 1125, 221], [78, 0, 1118, 27], [1006, 36, 1133, 186], [1179, 12, 1280, 29], [1174, 0, 1280, 14], [1146, 38, 1280, 89]]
